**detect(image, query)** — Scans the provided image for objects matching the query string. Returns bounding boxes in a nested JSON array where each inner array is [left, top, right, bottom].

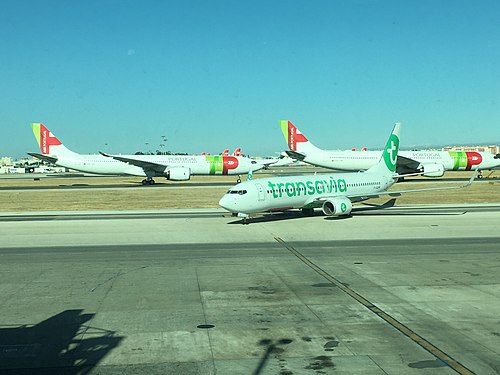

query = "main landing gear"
[[141, 178, 156, 185], [301, 208, 314, 216]]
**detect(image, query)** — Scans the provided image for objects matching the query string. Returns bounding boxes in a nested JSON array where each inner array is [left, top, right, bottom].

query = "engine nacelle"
[[419, 163, 445, 177], [165, 167, 191, 181], [322, 197, 353, 217]]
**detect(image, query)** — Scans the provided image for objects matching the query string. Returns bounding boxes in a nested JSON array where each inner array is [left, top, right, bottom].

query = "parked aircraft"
[[28, 123, 270, 185], [280, 120, 500, 177], [221, 148, 242, 156], [219, 123, 476, 221]]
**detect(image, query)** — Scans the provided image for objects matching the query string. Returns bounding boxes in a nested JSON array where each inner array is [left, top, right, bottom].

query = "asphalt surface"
[[1, 206, 500, 374]]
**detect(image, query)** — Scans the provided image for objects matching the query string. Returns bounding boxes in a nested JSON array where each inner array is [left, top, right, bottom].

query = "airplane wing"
[[27, 152, 58, 164], [99, 152, 167, 174], [396, 154, 421, 170], [254, 157, 294, 168]]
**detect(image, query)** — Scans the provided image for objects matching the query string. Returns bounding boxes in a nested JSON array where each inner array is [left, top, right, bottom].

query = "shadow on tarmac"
[[227, 211, 321, 225], [253, 338, 294, 375], [227, 202, 465, 224], [0, 309, 123, 374]]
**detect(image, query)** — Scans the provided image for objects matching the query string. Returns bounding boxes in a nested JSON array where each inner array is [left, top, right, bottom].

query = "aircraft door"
[[255, 183, 265, 201]]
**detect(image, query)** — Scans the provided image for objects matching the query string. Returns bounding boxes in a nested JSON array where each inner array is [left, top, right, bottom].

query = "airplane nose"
[[219, 195, 232, 211]]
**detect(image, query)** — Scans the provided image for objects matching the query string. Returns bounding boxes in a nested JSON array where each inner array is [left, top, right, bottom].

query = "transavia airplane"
[[281, 120, 500, 178], [28, 123, 274, 185], [219, 123, 477, 222]]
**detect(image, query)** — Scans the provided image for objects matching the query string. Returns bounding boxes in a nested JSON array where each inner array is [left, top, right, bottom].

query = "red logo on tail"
[[288, 121, 308, 152], [40, 124, 62, 155]]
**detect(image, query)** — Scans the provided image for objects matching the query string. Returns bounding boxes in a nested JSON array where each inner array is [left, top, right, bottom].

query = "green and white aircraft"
[[219, 123, 476, 220]]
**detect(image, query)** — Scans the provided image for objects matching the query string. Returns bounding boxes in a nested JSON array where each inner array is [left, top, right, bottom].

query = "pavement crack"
[[195, 268, 217, 374], [90, 265, 149, 292]]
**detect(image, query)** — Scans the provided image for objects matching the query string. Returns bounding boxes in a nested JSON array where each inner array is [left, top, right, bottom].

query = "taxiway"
[[1, 205, 499, 374]]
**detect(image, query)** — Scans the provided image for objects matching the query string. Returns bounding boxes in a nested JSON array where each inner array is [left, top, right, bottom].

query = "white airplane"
[[281, 120, 500, 177], [219, 123, 476, 222], [28, 123, 270, 185]]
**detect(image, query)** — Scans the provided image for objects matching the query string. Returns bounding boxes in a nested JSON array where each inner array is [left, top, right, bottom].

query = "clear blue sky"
[[1, 0, 499, 158]]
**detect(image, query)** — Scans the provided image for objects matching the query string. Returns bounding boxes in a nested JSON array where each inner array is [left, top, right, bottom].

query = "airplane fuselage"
[[302, 150, 500, 172], [219, 171, 394, 214], [51, 154, 262, 177]]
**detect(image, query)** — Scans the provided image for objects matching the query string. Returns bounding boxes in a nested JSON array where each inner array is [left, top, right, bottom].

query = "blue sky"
[[1, 0, 499, 158]]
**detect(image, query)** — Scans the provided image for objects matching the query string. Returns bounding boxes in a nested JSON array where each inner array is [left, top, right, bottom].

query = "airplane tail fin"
[[279, 120, 322, 155], [232, 148, 242, 156], [366, 123, 401, 176], [31, 123, 76, 156]]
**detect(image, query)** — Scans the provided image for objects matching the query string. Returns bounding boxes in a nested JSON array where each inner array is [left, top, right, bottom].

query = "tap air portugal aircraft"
[[29, 123, 271, 185], [281, 120, 500, 177], [219, 123, 476, 221]]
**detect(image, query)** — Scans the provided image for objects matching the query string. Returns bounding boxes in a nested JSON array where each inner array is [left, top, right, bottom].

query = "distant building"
[[442, 145, 499, 155], [1, 156, 13, 166]]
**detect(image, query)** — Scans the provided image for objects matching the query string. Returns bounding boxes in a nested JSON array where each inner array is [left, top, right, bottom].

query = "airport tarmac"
[[1, 205, 499, 374]]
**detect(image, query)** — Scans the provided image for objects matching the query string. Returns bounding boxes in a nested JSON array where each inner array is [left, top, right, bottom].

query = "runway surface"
[[1, 205, 499, 374], [0, 168, 497, 192]]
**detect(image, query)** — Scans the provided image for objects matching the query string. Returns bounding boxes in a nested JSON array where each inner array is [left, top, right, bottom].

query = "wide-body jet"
[[29, 123, 267, 184], [281, 120, 500, 177]]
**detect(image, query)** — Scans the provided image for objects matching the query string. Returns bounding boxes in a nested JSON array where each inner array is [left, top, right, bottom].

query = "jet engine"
[[165, 167, 191, 181], [419, 163, 445, 177], [322, 197, 353, 216]]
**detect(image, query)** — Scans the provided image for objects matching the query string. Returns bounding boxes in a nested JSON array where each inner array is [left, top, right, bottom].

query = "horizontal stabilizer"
[[27, 152, 58, 164], [285, 150, 306, 161], [388, 170, 478, 195]]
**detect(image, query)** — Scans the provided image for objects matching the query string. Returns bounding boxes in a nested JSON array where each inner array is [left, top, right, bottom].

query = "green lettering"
[[332, 178, 337, 192], [306, 181, 315, 195], [325, 178, 333, 193], [268, 181, 278, 198], [338, 179, 347, 193], [315, 180, 324, 194], [277, 182, 285, 198], [285, 182, 296, 197], [295, 181, 306, 196]]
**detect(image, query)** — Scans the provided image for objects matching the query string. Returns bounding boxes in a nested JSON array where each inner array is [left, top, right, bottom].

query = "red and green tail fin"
[[30, 123, 74, 155]]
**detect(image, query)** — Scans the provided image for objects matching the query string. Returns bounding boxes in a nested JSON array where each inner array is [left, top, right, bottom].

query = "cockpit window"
[[495, 153, 500, 159]]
